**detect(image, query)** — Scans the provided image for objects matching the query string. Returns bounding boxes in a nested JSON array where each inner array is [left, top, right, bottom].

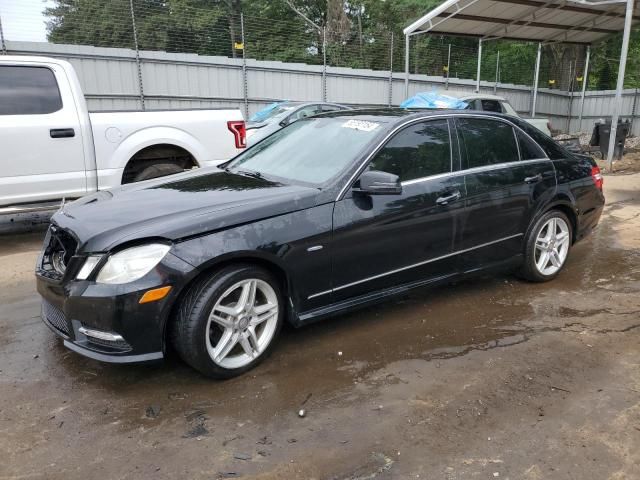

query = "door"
[[455, 116, 555, 268], [330, 118, 465, 302], [0, 64, 86, 206]]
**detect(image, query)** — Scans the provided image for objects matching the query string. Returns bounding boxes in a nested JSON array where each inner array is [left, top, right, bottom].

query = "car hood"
[[52, 168, 321, 253]]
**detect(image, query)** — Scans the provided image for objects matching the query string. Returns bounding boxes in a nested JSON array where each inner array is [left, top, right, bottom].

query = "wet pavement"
[[1, 175, 639, 480]]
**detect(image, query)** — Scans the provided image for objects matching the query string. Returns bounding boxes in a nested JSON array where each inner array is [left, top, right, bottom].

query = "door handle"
[[524, 174, 542, 184], [50, 128, 75, 138], [436, 190, 461, 206]]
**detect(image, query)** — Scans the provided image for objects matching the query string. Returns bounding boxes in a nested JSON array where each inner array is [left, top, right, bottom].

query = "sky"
[[0, 0, 54, 42]]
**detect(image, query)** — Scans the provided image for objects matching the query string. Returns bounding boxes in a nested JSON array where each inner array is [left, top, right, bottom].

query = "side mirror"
[[279, 118, 289, 127], [354, 170, 402, 195]]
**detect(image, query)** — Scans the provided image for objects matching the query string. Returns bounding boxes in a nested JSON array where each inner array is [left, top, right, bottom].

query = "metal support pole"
[[404, 34, 410, 99], [494, 50, 500, 94], [565, 60, 575, 133], [129, 0, 145, 110], [531, 42, 542, 117], [445, 43, 451, 90], [577, 45, 591, 132], [387, 33, 394, 107], [240, 14, 248, 119], [475, 39, 482, 93], [607, 0, 634, 171], [0, 13, 6, 55], [322, 27, 327, 102]]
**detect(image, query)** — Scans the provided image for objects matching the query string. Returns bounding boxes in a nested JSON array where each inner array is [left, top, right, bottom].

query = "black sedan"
[[37, 109, 605, 378]]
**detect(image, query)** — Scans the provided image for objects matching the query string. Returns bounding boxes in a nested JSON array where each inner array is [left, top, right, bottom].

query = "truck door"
[[0, 63, 86, 206]]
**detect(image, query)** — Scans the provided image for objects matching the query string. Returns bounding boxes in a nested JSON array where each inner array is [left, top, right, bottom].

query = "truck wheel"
[[170, 265, 284, 379], [133, 163, 184, 182]]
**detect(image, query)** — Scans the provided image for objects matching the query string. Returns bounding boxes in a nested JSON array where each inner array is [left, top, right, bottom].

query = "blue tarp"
[[400, 91, 468, 110], [249, 101, 288, 122]]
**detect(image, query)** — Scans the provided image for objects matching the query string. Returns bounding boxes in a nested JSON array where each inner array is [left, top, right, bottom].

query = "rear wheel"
[[171, 265, 283, 378], [519, 210, 572, 282]]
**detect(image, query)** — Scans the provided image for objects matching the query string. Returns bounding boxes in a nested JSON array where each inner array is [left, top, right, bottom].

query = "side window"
[[321, 105, 341, 112], [368, 119, 451, 182], [516, 129, 546, 160], [457, 117, 519, 168], [290, 105, 322, 122], [0, 66, 63, 115], [480, 99, 503, 113]]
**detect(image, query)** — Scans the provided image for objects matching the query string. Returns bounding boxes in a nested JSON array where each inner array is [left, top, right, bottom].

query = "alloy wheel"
[[534, 217, 570, 276], [205, 278, 279, 369]]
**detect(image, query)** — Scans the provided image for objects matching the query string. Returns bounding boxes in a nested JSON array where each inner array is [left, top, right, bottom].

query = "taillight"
[[591, 165, 603, 190], [227, 120, 246, 149]]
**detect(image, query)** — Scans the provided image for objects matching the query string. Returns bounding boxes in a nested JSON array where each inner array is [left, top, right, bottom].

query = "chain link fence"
[[1, 0, 639, 133]]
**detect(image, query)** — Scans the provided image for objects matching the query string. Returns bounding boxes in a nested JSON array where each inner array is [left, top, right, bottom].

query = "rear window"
[[0, 66, 63, 115], [457, 117, 519, 168], [516, 120, 567, 160]]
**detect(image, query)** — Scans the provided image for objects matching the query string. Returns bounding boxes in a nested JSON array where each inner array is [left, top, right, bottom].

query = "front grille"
[[39, 226, 78, 281], [42, 300, 70, 336]]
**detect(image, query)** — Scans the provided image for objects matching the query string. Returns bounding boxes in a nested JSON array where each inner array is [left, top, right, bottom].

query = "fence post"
[[494, 50, 500, 94], [565, 60, 575, 133], [322, 27, 327, 102], [577, 45, 590, 132], [631, 88, 638, 133], [445, 43, 451, 90], [387, 33, 394, 107], [0, 12, 6, 54], [240, 14, 248, 119], [129, 0, 145, 111]]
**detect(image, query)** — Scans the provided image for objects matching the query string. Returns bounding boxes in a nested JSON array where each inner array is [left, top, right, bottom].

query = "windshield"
[[249, 103, 296, 123], [226, 117, 384, 186]]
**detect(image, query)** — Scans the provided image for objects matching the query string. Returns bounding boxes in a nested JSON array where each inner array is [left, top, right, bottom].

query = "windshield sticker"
[[342, 119, 380, 132]]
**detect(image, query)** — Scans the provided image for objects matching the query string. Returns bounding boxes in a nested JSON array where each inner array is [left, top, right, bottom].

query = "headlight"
[[76, 255, 103, 280], [96, 244, 170, 284]]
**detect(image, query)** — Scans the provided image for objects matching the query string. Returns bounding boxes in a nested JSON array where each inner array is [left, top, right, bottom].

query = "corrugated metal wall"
[[6, 41, 639, 135]]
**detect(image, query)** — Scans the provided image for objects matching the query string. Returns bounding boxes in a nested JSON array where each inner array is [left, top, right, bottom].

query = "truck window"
[[480, 99, 502, 113], [0, 66, 63, 115]]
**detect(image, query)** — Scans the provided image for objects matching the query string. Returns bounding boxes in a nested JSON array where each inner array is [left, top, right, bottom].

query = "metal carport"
[[403, 0, 639, 170]]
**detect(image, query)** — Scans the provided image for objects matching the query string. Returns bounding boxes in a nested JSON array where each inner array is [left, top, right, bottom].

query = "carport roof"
[[403, 0, 640, 45]]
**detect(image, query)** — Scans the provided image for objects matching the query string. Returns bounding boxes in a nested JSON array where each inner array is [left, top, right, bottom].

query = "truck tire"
[[133, 162, 185, 182]]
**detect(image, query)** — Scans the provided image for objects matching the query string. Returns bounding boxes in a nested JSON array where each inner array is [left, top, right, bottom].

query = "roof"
[[403, 0, 640, 45]]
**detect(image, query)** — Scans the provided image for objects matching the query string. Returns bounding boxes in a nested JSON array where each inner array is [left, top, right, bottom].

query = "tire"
[[518, 210, 573, 282], [171, 265, 284, 379], [133, 162, 184, 182]]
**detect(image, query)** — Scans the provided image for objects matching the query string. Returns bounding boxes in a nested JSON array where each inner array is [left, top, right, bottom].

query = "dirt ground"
[[1, 174, 639, 480]]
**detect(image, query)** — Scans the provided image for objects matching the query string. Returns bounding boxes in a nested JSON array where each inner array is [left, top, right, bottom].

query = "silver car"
[[246, 101, 350, 145]]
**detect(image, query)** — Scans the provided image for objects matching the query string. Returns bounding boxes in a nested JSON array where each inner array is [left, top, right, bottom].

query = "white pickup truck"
[[444, 91, 552, 136], [0, 56, 246, 211]]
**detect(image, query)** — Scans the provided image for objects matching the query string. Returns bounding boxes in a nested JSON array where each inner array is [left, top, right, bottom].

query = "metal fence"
[[1, 2, 639, 135]]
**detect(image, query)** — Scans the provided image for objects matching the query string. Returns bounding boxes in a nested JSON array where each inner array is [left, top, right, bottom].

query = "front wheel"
[[171, 265, 283, 378], [519, 210, 572, 282]]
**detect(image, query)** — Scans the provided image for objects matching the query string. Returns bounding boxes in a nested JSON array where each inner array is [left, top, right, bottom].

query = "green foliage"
[[44, 0, 640, 89]]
